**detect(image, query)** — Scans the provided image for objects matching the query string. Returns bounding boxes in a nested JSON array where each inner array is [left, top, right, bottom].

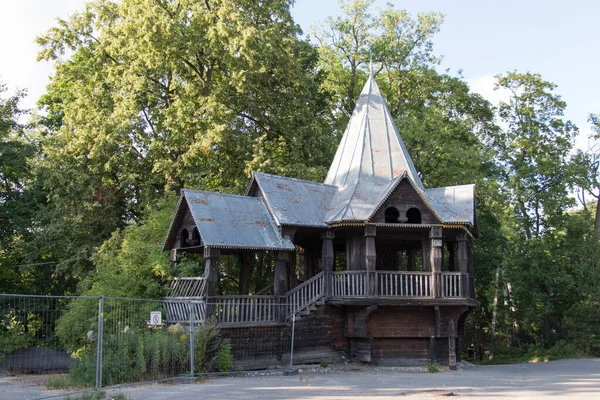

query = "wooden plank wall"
[[371, 180, 438, 224]]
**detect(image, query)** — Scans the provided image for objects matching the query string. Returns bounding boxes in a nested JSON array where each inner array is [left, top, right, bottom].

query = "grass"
[[426, 362, 440, 373], [470, 341, 586, 366], [63, 391, 130, 400]]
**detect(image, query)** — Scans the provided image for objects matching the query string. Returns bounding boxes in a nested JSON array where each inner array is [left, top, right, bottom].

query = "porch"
[[164, 270, 473, 326]]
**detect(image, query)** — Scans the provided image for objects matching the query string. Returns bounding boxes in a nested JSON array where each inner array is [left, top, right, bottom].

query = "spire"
[[324, 75, 423, 189]]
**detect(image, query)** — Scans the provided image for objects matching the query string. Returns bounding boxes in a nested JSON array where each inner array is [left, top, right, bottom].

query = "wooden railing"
[[441, 272, 464, 298], [210, 295, 279, 324], [286, 272, 325, 318], [167, 277, 207, 298], [330, 271, 367, 297], [163, 298, 206, 324], [377, 271, 431, 297]]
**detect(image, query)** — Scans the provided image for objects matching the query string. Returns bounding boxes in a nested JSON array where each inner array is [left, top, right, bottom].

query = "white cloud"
[[467, 74, 512, 107]]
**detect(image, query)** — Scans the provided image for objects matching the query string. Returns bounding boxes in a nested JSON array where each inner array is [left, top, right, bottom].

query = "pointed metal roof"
[[324, 74, 424, 190]]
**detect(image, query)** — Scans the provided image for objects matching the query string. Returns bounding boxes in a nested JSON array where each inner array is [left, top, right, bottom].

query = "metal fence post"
[[189, 300, 194, 379], [95, 295, 104, 391], [289, 314, 295, 370]]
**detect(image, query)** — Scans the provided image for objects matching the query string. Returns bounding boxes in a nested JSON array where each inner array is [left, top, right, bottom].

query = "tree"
[[31, 0, 335, 285], [0, 82, 38, 293], [492, 71, 580, 240]]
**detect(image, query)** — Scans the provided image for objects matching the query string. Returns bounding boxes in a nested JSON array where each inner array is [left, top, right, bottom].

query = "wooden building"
[[162, 75, 477, 369]]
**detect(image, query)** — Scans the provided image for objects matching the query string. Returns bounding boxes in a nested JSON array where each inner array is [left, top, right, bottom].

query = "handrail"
[[330, 271, 367, 297], [376, 271, 431, 297], [285, 271, 325, 319], [208, 295, 279, 324], [167, 277, 207, 298], [254, 283, 274, 296]]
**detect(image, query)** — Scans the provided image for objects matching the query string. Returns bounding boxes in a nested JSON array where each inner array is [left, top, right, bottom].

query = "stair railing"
[[285, 271, 325, 319]]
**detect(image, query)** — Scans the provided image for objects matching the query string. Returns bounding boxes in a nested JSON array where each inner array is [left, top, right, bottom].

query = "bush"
[[427, 362, 439, 373], [67, 317, 232, 386]]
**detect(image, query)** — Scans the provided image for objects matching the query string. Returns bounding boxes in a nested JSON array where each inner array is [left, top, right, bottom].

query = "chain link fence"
[[0, 294, 297, 400]]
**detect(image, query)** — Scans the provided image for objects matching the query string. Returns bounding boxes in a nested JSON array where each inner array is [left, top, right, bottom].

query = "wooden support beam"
[[321, 231, 335, 297], [203, 247, 220, 297], [429, 227, 443, 298], [448, 319, 457, 370], [457, 232, 469, 297], [364, 225, 376, 296], [274, 251, 289, 296], [240, 252, 253, 295]]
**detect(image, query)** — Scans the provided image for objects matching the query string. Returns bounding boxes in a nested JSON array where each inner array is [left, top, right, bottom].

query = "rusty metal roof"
[[250, 172, 337, 227], [324, 75, 424, 190], [181, 189, 295, 251]]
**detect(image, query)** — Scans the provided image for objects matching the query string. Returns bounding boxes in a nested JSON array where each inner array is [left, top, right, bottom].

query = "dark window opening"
[[384, 207, 400, 223], [190, 228, 200, 247], [406, 208, 422, 224], [180, 229, 189, 248]]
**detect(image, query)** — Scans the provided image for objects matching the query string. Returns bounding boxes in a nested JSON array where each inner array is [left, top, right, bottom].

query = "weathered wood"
[[274, 251, 288, 296], [448, 319, 457, 370], [370, 180, 438, 224], [240, 253, 253, 295], [365, 225, 377, 296], [321, 231, 335, 297], [429, 227, 443, 298], [346, 233, 365, 271], [203, 247, 220, 297]]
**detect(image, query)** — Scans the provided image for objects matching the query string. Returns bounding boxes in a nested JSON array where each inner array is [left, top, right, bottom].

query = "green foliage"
[[563, 300, 600, 356], [426, 362, 439, 373], [320, 359, 328, 368], [0, 309, 41, 361]]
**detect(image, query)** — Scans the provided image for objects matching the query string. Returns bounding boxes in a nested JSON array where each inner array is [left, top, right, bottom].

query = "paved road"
[[2, 358, 599, 399], [113, 358, 600, 400]]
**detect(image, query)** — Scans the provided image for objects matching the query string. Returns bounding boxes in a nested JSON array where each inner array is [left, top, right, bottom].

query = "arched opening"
[[180, 229, 189, 248], [190, 227, 200, 246], [384, 207, 400, 223], [406, 208, 422, 224]]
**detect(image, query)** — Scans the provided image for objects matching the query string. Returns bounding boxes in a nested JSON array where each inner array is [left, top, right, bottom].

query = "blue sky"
[[1, 0, 598, 148]]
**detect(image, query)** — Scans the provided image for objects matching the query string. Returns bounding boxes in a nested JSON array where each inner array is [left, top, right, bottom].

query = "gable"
[[369, 179, 439, 224], [163, 190, 295, 251]]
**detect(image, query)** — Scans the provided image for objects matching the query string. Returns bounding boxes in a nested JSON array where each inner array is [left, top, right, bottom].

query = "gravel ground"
[[2, 358, 599, 400]]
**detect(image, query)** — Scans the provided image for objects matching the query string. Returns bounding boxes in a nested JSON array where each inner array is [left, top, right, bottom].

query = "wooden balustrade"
[[209, 295, 278, 324], [376, 271, 431, 297], [441, 272, 464, 298], [330, 271, 367, 297], [286, 272, 325, 318], [168, 277, 207, 298], [163, 298, 206, 324]]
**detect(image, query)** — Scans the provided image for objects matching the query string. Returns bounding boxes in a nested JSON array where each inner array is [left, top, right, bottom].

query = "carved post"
[[429, 227, 443, 298], [364, 225, 377, 296], [240, 252, 253, 295], [203, 247, 220, 297], [274, 251, 289, 296], [457, 232, 469, 298], [321, 231, 335, 297], [422, 239, 431, 271], [448, 319, 457, 370]]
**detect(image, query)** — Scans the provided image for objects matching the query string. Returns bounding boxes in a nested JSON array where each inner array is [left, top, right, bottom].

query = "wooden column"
[[346, 233, 365, 271], [457, 232, 469, 298], [364, 225, 376, 296], [429, 227, 443, 298], [422, 239, 431, 271], [239, 252, 253, 295], [282, 228, 297, 289], [448, 319, 457, 370], [203, 247, 220, 297], [274, 251, 289, 296], [467, 237, 475, 299], [321, 231, 335, 297]]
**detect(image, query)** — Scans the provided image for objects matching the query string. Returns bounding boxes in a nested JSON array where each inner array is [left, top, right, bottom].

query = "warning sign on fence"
[[149, 311, 162, 326]]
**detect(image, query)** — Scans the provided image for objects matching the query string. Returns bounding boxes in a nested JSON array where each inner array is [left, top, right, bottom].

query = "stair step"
[[309, 304, 317, 311], [300, 309, 311, 316], [315, 299, 325, 305]]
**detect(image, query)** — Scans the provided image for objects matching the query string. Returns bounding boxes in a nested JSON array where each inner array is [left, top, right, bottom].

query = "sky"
[[1, 0, 599, 149]]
